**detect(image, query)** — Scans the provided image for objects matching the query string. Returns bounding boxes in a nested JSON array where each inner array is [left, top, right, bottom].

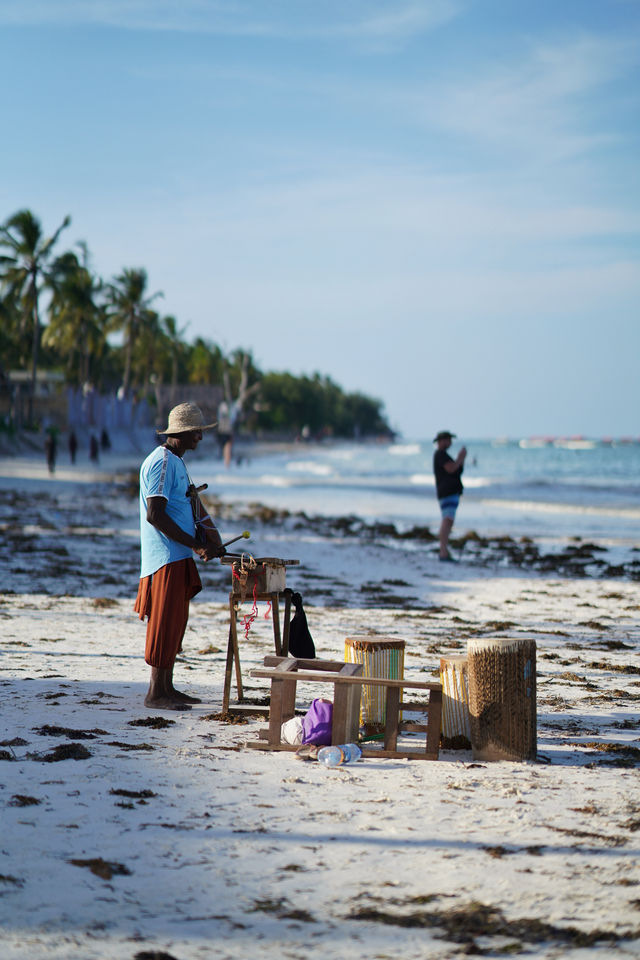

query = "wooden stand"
[[248, 656, 443, 760], [221, 556, 299, 715]]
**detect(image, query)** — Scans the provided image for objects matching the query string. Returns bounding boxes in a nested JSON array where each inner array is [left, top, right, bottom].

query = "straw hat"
[[433, 430, 456, 442], [157, 402, 217, 435]]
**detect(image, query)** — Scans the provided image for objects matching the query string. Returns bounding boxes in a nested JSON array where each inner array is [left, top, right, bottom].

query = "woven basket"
[[467, 637, 536, 761]]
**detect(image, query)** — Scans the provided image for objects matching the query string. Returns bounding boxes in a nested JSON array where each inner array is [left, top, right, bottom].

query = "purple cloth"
[[301, 698, 333, 745]]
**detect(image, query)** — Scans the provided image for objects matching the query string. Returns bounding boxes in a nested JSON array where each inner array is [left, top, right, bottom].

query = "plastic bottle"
[[317, 743, 362, 767]]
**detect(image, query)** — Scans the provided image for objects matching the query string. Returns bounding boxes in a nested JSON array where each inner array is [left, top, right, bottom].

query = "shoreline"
[[1, 448, 637, 590]]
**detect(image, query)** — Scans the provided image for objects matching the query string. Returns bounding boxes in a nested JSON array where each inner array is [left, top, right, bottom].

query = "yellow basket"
[[344, 636, 405, 729]]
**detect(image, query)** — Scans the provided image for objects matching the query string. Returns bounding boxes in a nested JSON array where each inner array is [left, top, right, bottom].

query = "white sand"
[[0, 452, 638, 959]]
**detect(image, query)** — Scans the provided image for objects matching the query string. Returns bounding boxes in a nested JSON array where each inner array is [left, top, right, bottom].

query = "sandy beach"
[[0, 446, 638, 959]]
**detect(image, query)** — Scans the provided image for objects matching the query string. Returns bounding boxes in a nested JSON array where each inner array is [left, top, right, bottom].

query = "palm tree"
[[43, 243, 107, 387], [160, 314, 188, 406], [0, 209, 71, 424], [187, 337, 225, 385], [105, 268, 161, 397], [133, 308, 162, 397], [0, 290, 22, 379]]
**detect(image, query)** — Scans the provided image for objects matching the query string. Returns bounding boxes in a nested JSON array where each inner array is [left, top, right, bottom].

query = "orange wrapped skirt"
[[134, 558, 202, 669]]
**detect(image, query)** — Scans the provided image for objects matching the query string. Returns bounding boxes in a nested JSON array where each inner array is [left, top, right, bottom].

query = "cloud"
[[332, 0, 462, 49], [413, 33, 639, 162], [0, 0, 461, 44]]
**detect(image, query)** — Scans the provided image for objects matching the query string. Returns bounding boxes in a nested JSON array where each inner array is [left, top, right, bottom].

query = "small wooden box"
[[222, 555, 299, 598], [232, 561, 286, 596]]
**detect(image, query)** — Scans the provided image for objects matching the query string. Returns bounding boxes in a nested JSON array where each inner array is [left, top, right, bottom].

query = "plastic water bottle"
[[317, 743, 362, 767]]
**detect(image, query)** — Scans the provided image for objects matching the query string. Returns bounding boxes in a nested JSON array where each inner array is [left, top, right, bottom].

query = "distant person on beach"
[[100, 428, 111, 451], [216, 400, 236, 468], [433, 430, 466, 562], [89, 434, 99, 463], [68, 431, 78, 464], [44, 429, 57, 475], [134, 402, 225, 710]]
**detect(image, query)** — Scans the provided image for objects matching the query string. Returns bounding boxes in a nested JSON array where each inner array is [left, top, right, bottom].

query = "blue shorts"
[[439, 494, 460, 520]]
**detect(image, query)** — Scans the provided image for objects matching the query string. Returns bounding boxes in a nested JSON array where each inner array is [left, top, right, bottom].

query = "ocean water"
[[197, 438, 640, 548]]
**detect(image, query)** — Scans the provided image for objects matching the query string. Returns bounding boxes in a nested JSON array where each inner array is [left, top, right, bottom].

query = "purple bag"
[[301, 698, 333, 745]]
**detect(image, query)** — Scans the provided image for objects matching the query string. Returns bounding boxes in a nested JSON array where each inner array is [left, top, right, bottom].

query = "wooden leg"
[[333, 663, 362, 744], [223, 594, 244, 712], [232, 599, 244, 702], [281, 675, 297, 723], [426, 686, 443, 758], [271, 593, 282, 656], [222, 595, 236, 713], [282, 590, 292, 657], [333, 683, 361, 745], [267, 679, 284, 745], [265, 660, 299, 744], [383, 686, 401, 751]]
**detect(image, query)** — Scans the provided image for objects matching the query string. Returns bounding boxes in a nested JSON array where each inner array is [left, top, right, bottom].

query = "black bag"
[[286, 590, 316, 659]]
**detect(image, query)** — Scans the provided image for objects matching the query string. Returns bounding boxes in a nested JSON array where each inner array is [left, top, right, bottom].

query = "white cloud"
[[413, 33, 639, 162], [0, 0, 460, 43]]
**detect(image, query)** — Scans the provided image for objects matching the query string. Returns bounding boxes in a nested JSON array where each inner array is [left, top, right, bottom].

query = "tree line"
[[0, 209, 392, 438]]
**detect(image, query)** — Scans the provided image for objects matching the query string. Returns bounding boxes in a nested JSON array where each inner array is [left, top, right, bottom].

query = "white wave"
[[285, 461, 333, 476], [258, 473, 293, 487], [409, 474, 489, 489], [481, 498, 640, 519], [409, 473, 434, 486], [208, 472, 294, 488], [326, 447, 356, 461], [461, 477, 492, 488], [389, 443, 421, 456]]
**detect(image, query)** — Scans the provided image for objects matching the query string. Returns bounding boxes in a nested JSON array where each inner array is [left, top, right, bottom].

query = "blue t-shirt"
[[139, 445, 195, 578]]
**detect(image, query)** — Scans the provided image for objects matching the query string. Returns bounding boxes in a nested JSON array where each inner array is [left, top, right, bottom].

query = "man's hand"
[[194, 542, 221, 562], [200, 526, 226, 559]]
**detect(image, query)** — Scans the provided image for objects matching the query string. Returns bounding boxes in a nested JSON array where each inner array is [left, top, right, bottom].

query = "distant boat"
[[519, 436, 553, 449], [554, 436, 596, 450]]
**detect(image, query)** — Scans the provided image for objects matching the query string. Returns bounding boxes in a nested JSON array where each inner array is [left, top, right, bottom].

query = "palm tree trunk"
[[29, 270, 39, 427], [122, 314, 134, 396]]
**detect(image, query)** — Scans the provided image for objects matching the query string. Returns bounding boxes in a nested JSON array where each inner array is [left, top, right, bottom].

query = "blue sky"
[[1, 0, 638, 438]]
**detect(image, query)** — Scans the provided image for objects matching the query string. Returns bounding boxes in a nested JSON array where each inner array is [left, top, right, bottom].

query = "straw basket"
[[344, 636, 405, 730], [467, 637, 536, 761], [439, 656, 471, 746]]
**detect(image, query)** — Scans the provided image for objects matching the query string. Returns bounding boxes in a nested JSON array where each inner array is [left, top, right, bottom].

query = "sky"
[[1, 0, 639, 439]]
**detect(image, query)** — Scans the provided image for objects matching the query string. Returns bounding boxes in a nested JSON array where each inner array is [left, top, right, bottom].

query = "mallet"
[[222, 530, 251, 548]]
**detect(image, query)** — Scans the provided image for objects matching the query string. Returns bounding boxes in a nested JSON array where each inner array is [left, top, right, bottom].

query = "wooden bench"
[[246, 656, 443, 760]]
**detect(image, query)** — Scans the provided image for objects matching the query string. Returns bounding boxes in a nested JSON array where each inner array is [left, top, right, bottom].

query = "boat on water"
[[518, 436, 554, 449], [553, 436, 597, 450]]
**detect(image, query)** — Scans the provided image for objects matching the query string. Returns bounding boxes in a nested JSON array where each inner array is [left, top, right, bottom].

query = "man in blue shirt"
[[135, 403, 225, 710]]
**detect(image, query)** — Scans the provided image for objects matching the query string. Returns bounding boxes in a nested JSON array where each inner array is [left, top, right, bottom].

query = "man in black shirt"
[[433, 430, 467, 562]]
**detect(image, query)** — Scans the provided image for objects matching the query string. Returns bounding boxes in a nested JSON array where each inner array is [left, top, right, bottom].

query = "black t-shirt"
[[433, 449, 464, 499]]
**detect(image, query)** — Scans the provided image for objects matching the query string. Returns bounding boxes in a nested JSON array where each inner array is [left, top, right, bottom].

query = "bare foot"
[[170, 688, 202, 704], [144, 693, 192, 711]]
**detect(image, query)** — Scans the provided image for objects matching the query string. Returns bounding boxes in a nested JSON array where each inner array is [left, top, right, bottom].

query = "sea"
[[197, 437, 640, 552]]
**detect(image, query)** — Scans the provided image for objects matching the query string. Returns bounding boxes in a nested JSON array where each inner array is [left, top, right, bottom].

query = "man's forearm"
[[150, 512, 199, 550]]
